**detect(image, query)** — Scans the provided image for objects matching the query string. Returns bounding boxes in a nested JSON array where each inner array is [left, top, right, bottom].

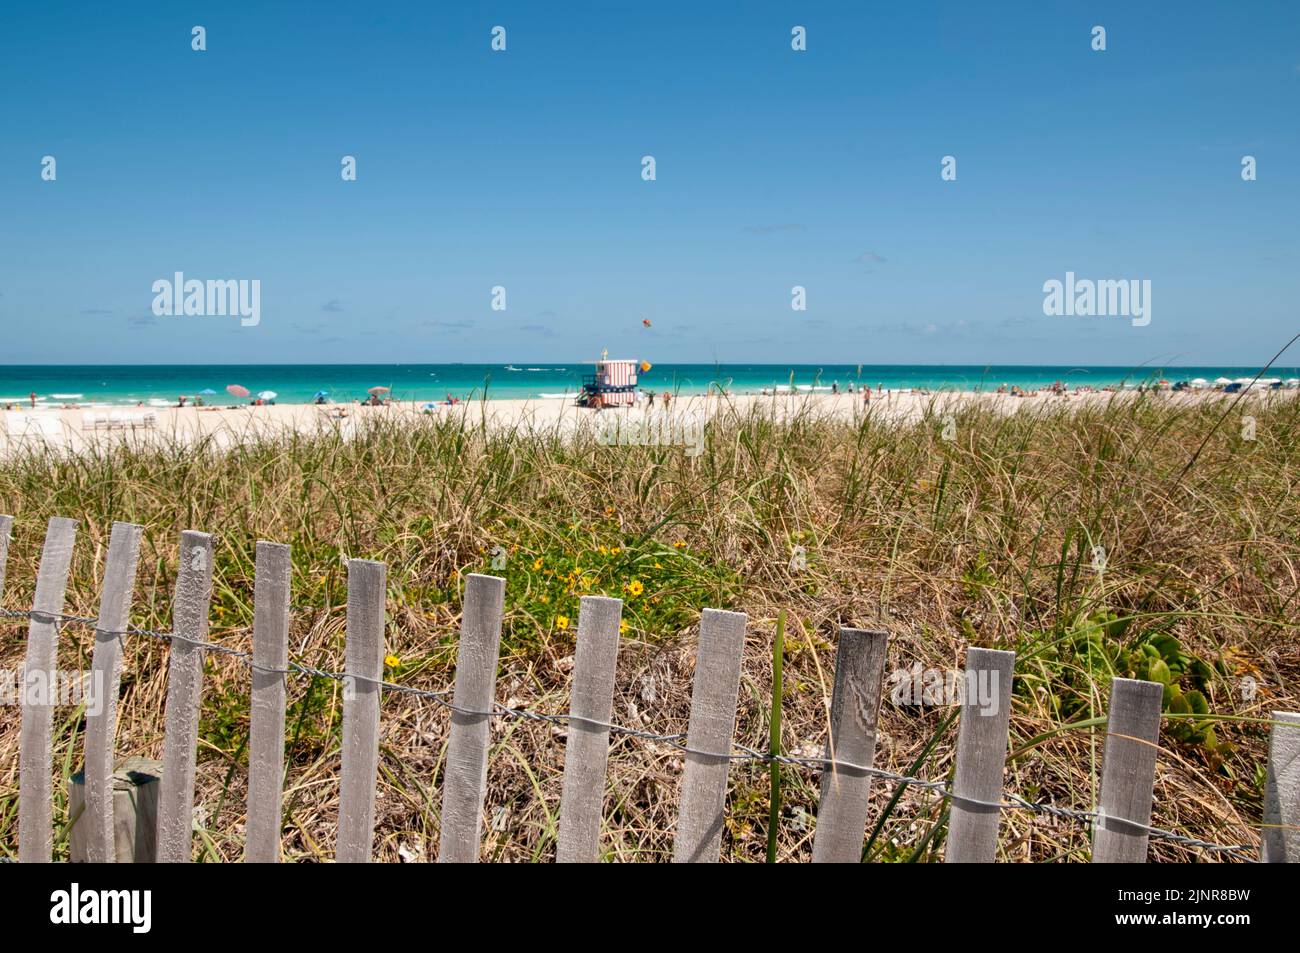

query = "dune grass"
[[0, 391, 1296, 861]]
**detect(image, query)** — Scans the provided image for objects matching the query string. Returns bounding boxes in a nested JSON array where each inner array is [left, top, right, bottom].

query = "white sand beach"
[[0, 388, 1282, 457]]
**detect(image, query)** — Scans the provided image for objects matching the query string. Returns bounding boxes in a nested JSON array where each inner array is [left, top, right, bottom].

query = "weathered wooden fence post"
[[79, 521, 144, 862], [1092, 677, 1163, 863], [1262, 711, 1300, 862], [69, 757, 160, 863], [18, 516, 78, 863], [945, 647, 1016, 863], [438, 573, 506, 863], [556, 595, 623, 862], [335, 558, 386, 863], [155, 530, 215, 863], [672, 608, 747, 863], [811, 626, 888, 863], [0, 514, 12, 597], [246, 541, 291, 862]]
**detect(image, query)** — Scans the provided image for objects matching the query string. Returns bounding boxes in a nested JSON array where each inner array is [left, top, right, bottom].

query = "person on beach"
[[832, 380, 839, 394], [661, 391, 671, 409], [645, 390, 655, 408], [29, 392, 37, 408]]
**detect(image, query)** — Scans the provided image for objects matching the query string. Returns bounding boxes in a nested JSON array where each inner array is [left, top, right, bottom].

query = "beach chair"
[[82, 412, 112, 432], [108, 411, 156, 431], [4, 412, 65, 443]]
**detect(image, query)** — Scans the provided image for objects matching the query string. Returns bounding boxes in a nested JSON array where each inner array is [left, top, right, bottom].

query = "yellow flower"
[[532, 557, 544, 571], [539, 594, 550, 604], [555, 615, 570, 631], [626, 579, 645, 598], [610, 547, 621, 555], [619, 619, 630, 634], [598, 545, 608, 555], [604, 506, 616, 517], [673, 539, 687, 549], [384, 654, 401, 668], [653, 562, 662, 569]]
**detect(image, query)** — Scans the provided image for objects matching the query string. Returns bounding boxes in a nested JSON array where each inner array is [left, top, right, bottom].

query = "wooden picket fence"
[[3, 514, 1299, 863]]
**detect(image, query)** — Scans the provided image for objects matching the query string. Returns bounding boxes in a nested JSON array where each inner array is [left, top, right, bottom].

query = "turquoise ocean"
[[1, 364, 1295, 408]]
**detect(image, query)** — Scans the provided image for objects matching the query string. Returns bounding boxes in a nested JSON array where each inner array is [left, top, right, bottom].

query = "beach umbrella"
[[227, 384, 250, 398], [1214, 377, 1233, 385], [258, 390, 278, 401], [313, 390, 329, 399], [368, 386, 390, 396], [199, 388, 217, 395]]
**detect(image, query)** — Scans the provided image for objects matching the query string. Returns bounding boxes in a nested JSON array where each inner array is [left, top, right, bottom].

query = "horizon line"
[[0, 361, 1291, 371]]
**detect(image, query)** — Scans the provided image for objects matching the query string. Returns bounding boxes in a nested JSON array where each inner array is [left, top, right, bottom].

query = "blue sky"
[[1, 1, 1297, 366]]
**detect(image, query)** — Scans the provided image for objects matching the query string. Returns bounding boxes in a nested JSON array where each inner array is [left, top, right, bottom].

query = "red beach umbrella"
[[368, 386, 390, 396], [226, 384, 250, 398]]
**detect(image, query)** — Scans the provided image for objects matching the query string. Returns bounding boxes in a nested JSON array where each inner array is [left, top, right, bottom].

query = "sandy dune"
[[0, 389, 1279, 456]]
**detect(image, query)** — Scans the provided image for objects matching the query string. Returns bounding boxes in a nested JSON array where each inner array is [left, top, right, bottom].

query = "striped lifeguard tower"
[[578, 358, 640, 408]]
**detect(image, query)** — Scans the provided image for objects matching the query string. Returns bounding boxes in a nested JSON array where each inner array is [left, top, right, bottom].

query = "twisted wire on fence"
[[0, 605, 1258, 861]]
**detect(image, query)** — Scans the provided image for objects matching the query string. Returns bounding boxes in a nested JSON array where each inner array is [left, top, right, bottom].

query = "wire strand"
[[0, 605, 1257, 860]]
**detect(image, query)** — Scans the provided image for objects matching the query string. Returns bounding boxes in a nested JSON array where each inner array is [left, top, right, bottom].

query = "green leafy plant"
[[1027, 610, 1227, 759]]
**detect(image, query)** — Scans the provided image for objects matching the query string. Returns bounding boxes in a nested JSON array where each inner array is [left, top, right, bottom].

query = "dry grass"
[[0, 391, 1297, 862]]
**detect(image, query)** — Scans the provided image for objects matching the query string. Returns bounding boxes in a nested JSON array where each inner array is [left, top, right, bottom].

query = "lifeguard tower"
[[578, 357, 640, 408]]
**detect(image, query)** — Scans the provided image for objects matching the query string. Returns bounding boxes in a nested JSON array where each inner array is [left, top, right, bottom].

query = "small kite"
[[640, 361, 652, 373], [641, 318, 652, 328]]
